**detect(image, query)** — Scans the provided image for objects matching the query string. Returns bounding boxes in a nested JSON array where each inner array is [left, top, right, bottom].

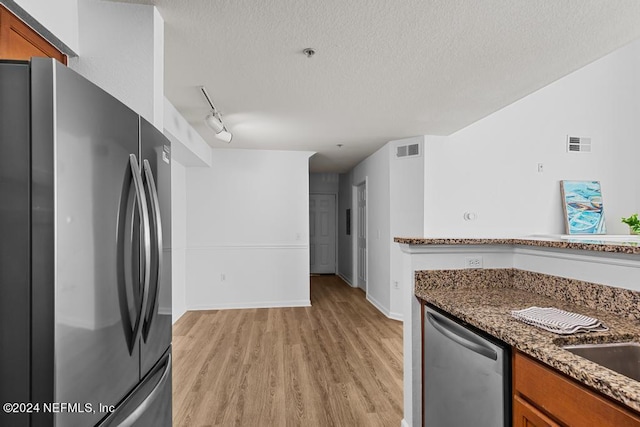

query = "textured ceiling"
[[117, 0, 640, 172]]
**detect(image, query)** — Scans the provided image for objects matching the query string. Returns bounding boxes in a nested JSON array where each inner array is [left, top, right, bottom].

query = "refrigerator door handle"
[[141, 159, 163, 340], [116, 154, 152, 353], [132, 154, 153, 346], [117, 353, 171, 427]]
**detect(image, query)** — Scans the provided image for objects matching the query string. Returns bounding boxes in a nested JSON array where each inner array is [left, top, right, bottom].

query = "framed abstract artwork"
[[560, 180, 606, 234]]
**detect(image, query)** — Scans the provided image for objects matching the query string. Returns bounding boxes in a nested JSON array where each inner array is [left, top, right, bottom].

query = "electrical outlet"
[[220, 273, 226, 282], [465, 257, 483, 269], [393, 280, 399, 289]]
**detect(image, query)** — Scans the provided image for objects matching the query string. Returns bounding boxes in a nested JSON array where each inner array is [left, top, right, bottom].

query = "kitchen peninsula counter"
[[396, 236, 640, 426], [394, 236, 640, 255]]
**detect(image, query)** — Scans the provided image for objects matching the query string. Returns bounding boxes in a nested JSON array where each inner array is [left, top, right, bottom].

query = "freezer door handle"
[[116, 154, 152, 353], [427, 312, 497, 360], [97, 351, 172, 427], [141, 159, 163, 341], [117, 353, 171, 427]]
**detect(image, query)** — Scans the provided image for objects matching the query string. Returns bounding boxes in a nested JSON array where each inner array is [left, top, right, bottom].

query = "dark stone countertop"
[[394, 236, 640, 255]]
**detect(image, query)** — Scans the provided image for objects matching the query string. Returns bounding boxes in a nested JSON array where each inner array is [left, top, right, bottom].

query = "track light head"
[[205, 112, 224, 134], [216, 129, 232, 143]]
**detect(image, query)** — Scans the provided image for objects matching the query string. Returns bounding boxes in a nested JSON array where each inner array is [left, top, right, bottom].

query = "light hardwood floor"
[[172, 275, 403, 426]]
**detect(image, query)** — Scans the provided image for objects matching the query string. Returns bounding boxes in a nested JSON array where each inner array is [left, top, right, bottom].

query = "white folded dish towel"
[[511, 306, 608, 335]]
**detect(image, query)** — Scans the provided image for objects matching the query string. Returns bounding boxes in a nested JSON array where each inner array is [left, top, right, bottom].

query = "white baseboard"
[[337, 272, 355, 287], [366, 294, 391, 317], [366, 294, 404, 321], [389, 311, 404, 322], [401, 419, 410, 427], [188, 299, 311, 311], [172, 308, 187, 325]]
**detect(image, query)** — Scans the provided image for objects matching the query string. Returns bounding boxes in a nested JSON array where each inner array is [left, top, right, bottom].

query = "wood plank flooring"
[[172, 275, 403, 426]]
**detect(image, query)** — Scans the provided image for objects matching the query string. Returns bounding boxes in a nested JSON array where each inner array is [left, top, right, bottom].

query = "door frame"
[[353, 179, 368, 293], [309, 192, 338, 275]]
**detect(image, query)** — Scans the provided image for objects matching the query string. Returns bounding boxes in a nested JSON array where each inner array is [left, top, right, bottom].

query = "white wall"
[[185, 149, 314, 309], [389, 137, 425, 319], [164, 100, 214, 324], [12, 0, 79, 53], [164, 98, 212, 168], [70, 0, 164, 129], [340, 137, 424, 319], [351, 144, 392, 315], [424, 38, 640, 238], [171, 160, 188, 323], [309, 173, 339, 194]]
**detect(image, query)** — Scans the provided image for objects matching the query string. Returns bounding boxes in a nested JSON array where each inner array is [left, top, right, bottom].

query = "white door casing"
[[310, 194, 336, 274]]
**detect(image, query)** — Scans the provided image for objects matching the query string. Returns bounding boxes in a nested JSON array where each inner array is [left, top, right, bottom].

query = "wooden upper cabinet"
[[0, 5, 66, 65]]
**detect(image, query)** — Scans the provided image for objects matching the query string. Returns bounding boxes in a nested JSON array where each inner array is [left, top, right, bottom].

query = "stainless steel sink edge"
[[562, 341, 640, 350], [552, 333, 637, 349], [560, 341, 640, 382]]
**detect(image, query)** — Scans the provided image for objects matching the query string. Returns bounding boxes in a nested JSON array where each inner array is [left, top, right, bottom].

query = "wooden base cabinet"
[[513, 351, 640, 427], [513, 395, 560, 427]]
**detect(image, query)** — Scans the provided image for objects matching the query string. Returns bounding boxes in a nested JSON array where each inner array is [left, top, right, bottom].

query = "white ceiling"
[[119, 0, 640, 172]]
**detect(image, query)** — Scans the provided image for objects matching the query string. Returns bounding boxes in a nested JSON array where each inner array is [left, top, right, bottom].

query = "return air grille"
[[567, 136, 591, 153], [396, 143, 421, 158]]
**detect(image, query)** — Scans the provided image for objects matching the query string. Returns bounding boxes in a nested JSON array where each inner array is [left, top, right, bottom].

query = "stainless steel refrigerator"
[[0, 58, 172, 427]]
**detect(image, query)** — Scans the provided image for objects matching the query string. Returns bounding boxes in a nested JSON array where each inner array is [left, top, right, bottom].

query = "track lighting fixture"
[[200, 86, 233, 143]]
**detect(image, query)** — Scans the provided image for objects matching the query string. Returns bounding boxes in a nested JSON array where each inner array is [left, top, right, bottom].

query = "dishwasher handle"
[[427, 312, 497, 361]]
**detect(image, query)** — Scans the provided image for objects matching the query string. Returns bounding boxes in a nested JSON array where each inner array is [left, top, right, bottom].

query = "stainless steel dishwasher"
[[424, 305, 510, 426]]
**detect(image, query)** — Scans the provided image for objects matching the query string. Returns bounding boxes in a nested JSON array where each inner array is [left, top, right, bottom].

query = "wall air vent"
[[567, 136, 591, 153], [396, 143, 421, 159]]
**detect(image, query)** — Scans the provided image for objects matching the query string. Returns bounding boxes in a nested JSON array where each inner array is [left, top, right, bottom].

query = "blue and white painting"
[[560, 180, 606, 234]]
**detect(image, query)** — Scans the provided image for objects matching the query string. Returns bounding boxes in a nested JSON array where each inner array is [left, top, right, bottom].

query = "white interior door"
[[309, 194, 336, 274], [357, 183, 367, 291]]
